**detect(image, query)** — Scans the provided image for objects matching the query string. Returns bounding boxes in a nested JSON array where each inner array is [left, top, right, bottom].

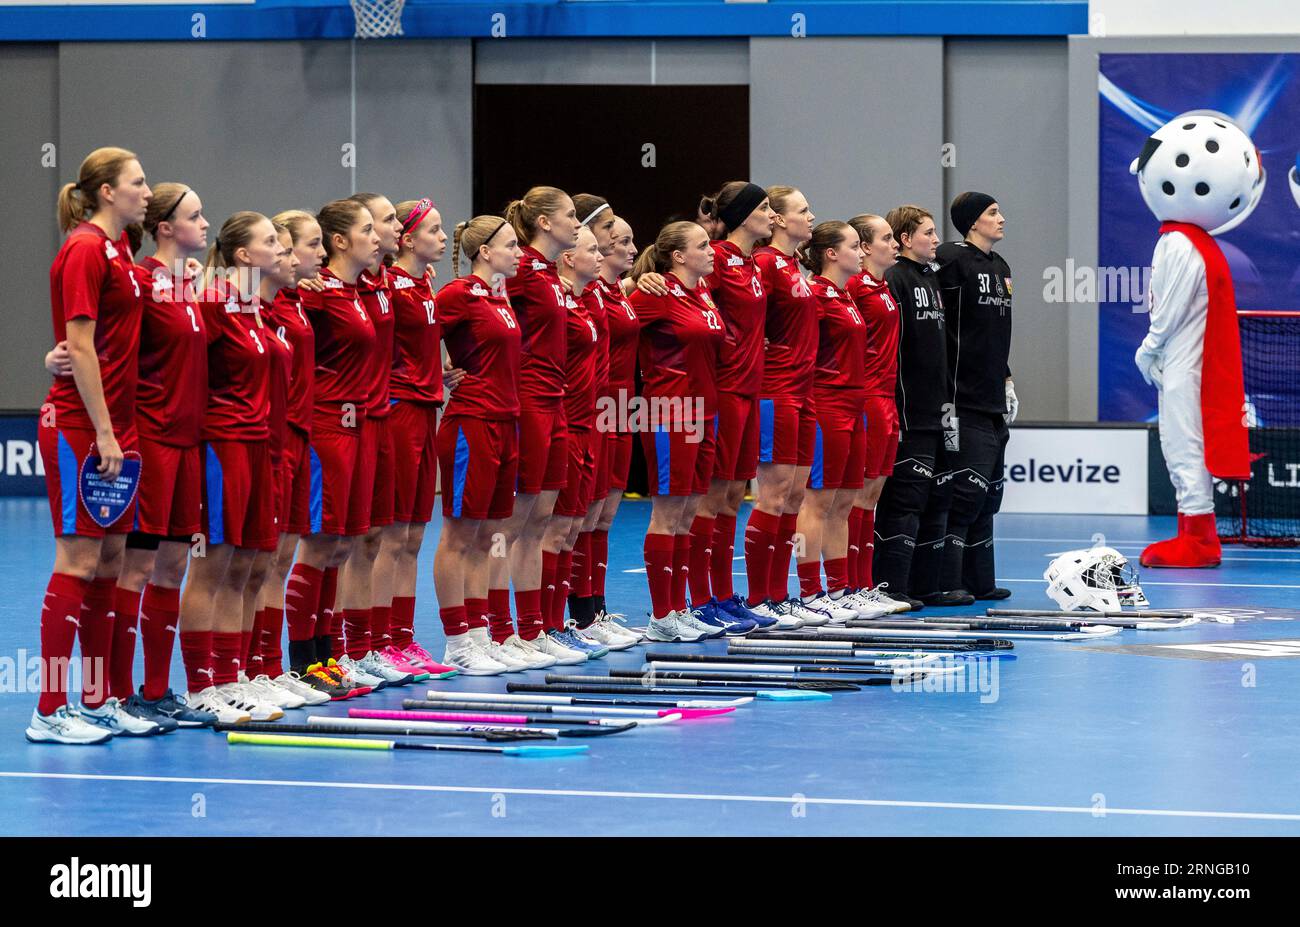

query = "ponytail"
[[58, 146, 139, 233], [631, 220, 700, 282], [797, 221, 851, 276], [505, 185, 569, 244]]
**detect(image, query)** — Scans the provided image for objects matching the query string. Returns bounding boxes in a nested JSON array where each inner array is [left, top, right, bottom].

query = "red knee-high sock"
[[710, 513, 737, 601], [284, 563, 323, 643], [846, 507, 864, 589], [515, 588, 543, 639], [859, 509, 875, 589], [211, 630, 242, 686], [390, 595, 416, 649], [548, 549, 574, 631], [261, 606, 285, 678], [180, 630, 214, 694], [242, 624, 259, 676], [465, 597, 489, 632], [38, 572, 89, 715], [488, 588, 513, 644], [744, 509, 780, 606], [343, 607, 372, 660], [77, 577, 116, 708], [371, 604, 393, 649], [770, 513, 798, 602], [797, 560, 823, 598], [571, 532, 593, 598], [320, 566, 342, 660], [671, 533, 691, 612], [140, 583, 180, 701], [590, 529, 609, 598], [439, 604, 468, 638], [109, 585, 142, 701], [643, 532, 676, 619], [687, 516, 715, 604], [825, 558, 849, 594], [540, 550, 559, 628]]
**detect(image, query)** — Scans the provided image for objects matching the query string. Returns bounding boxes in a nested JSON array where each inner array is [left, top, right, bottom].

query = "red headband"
[[401, 197, 436, 235]]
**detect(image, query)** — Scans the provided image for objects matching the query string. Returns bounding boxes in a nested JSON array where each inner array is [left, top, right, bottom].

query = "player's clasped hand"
[[45, 340, 73, 377], [95, 431, 124, 481]]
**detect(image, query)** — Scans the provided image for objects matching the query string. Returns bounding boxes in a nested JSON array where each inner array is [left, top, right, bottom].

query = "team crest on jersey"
[[775, 257, 788, 269], [702, 293, 717, 309], [470, 283, 489, 297], [671, 284, 685, 297], [323, 277, 343, 288], [565, 295, 578, 309], [104, 240, 118, 260], [825, 286, 839, 298], [1004, 277, 1013, 295], [392, 275, 416, 291], [726, 254, 743, 267], [224, 297, 242, 314], [531, 260, 547, 271]]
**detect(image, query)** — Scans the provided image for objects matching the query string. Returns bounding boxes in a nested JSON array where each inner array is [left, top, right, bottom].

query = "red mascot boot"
[[1140, 512, 1222, 568]]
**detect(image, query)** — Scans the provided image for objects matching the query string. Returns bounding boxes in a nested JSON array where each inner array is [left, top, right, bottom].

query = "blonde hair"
[[272, 209, 319, 245], [796, 221, 852, 276], [394, 199, 431, 258], [504, 185, 569, 244], [57, 146, 139, 234], [765, 185, 801, 216], [847, 213, 887, 247], [453, 215, 509, 278], [631, 221, 701, 281], [205, 211, 269, 275]]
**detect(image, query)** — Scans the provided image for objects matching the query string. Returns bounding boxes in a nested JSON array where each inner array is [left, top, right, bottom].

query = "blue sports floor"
[[1, 496, 1298, 836]]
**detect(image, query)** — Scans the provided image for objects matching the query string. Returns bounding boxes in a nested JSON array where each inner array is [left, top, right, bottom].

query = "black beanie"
[[950, 192, 997, 238]]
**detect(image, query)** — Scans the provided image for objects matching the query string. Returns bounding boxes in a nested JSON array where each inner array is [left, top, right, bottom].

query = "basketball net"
[[350, 0, 405, 38]]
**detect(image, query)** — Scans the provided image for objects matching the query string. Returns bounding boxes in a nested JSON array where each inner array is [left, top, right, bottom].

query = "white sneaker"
[[749, 601, 784, 622], [25, 705, 113, 744], [583, 617, 638, 651], [646, 610, 709, 643], [337, 654, 386, 690], [864, 583, 912, 614], [838, 590, 892, 620], [185, 686, 253, 724], [240, 672, 307, 709], [79, 697, 161, 737], [218, 682, 284, 722], [465, 627, 530, 672], [502, 634, 557, 669], [804, 592, 857, 624], [780, 598, 830, 627], [359, 651, 414, 686], [274, 671, 331, 706], [443, 633, 510, 675], [594, 610, 641, 644], [528, 631, 588, 666]]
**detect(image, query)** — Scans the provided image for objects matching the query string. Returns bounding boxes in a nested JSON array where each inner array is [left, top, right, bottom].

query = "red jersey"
[[630, 272, 725, 417], [597, 276, 639, 400], [301, 267, 376, 432], [388, 264, 443, 406], [810, 275, 866, 394], [563, 287, 600, 430], [754, 245, 817, 399], [583, 283, 610, 400], [850, 271, 902, 398], [134, 257, 207, 447], [438, 275, 521, 420], [266, 315, 292, 466], [265, 287, 315, 436], [46, 222, 143, 433], [703, 239, 766, 397], [358, 266, 395, 419], [199, 287, 271, 441], [505, 244, 568, 411]]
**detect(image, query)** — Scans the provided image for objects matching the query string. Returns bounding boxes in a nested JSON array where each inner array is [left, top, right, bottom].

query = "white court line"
[[1001, 578, 1300, 590], [0, 771, 1297, 823]]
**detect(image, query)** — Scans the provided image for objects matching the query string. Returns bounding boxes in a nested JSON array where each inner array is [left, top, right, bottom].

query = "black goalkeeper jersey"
[[884, 256, 950, 432], [936, 240, 1013, 416]]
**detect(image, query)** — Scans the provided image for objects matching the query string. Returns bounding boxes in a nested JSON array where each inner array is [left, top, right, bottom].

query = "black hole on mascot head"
[[1214, 120, 1227, 128], [1195, 182, 1211, 196], [1244, 151, 1251, 165], [1175, 153, 1190, 167], [1162, 181, 1176, 195], [1230, 196, 1242, 209], [1206, 139, 1220, 153], [1182, 122, 1196, 129]]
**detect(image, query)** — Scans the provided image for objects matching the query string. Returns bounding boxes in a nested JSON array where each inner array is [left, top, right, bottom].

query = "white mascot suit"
[[1130, 111, 1264, 568]]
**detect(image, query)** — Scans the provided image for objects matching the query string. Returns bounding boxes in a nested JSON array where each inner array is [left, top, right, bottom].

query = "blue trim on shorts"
[[758, 398, 776, 464], [308, 446, 324, 535], [56, 432, 79, 534], [654, 426, 671, 495], [204, 444, 225, 546], [809, 424, 825, 490], [452, 426, 470, 518]]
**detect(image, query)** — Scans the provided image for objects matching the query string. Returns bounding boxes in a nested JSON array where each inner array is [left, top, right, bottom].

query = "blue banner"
[[0, 414, 44, 497], [1097, 53, 1300, 422]]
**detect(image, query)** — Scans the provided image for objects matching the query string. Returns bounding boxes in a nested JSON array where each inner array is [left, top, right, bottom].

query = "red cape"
[[1159, 221, 1251, 480]]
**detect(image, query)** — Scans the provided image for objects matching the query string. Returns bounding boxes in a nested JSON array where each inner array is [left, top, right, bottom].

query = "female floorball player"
[[845, 214, 911, 615], [385, 198, 458, 675], [497, 187, 585, 665], [286, 199, 380, 699], [629, 221, 727, 643], [171, 212, 284, 723], [748, 186, 821, 629], [794, 222, 870, 623], [30, 147, 159, 744], [435, 217, 546, 673]]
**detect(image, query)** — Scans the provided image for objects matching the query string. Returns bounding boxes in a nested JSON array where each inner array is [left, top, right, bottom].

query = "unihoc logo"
[[49, 857, 151, 907]]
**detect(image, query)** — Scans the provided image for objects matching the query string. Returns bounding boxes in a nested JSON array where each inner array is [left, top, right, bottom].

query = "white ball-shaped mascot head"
[[1129, 110, 1265, 236]]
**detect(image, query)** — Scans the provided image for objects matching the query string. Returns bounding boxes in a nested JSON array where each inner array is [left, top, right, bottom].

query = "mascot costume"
[[1130, 111, 1265, 568]]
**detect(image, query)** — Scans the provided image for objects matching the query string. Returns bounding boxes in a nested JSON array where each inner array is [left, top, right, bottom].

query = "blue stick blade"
[[503, 744, 590, 757], [757, 689, 833, 701]]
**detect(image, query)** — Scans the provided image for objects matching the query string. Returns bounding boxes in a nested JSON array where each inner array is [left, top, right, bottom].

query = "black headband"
[[159, 187, 191, 224], [483, 218, 509, 246], [951, 192, 997, 238], [717, 183, 768, 231]]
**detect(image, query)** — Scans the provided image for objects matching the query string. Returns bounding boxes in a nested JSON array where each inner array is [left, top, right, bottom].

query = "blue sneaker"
[[551, 627, 608, 658], [716, 594, 762, 633], [687, 600, 729, 639], [138, 687, 216, 729], [120, 693, 179, 733]]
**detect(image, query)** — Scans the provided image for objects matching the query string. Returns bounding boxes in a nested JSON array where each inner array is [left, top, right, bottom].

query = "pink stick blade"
[[348, 708, 527, 724], [665, 707, 736, 719]]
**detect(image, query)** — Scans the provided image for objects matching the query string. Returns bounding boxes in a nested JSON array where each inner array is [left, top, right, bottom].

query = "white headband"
[[580, 202, 611, 227]]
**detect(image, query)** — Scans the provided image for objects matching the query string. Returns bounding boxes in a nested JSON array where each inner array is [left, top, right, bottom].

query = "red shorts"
[[281, 426, 311, 536], [808, 391, 867, 491], [556, 428, 597, 517], [201, 439, 277, 551], [369, 415, 396, 529], [307, 417, 362, 537], [591, 424, 611, 503], [438, 415, 518, 521], [758, 395, 817, 468], [712, 391, 760, 482], [345, 416, 378, 536], [864, 394, 901, 480], [38, 423, 140, 538], [134, 435, 201, 537], [517, 406, 568, 495], [641, 414, 717, 497], [607, 432, 634, 492], [390, 400, 440, 524]]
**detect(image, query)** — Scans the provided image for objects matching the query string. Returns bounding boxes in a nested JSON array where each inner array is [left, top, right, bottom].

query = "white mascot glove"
[[1004, 379, 1019, 425], [1134, 345, 1163, 389]]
